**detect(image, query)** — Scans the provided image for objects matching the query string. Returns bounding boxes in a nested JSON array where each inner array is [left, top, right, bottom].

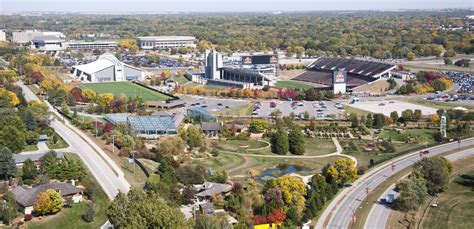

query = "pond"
[[257, 164, 311, 184]]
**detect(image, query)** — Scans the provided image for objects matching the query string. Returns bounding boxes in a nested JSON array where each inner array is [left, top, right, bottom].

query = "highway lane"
[[317, 138, 474, 229], [364, 148, 474, 229], [18, 81, 130, 198]]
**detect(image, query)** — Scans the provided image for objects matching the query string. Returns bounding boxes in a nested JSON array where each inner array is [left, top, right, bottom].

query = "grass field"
[[79, 82, 171, 101], [379, 129, 437, 144], [27, 153, 108, 229], [275, 80, 314, 89], [46, 132, 70, 149], [215, 103, 254, 116]]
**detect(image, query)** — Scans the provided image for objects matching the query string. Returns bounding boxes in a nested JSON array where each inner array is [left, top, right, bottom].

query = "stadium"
[[292, 57, 396, 92]]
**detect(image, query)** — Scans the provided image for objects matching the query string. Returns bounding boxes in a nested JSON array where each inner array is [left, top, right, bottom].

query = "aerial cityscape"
[[0, 0, 473, 228]]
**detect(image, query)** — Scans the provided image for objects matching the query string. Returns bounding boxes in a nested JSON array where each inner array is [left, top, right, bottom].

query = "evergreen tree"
[[0, 147, 16, 179], [22, 158, 37, 180], [365, 114, 373, 128], [288, 125, 305, 155], [271, 128, 289, 155], [24, 111, 37, 131]]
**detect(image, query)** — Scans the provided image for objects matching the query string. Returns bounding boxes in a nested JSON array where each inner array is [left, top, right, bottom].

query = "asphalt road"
[[317, 138, 474, 229], [364, 147, 474, 229], [18, 81, 130, 198]]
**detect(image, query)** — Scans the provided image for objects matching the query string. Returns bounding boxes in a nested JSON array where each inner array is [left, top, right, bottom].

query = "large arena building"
[[293, 57, 396, 92], [71, 53, 145, 82]]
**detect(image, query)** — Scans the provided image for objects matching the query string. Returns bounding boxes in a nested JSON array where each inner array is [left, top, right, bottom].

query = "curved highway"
[[317, 138, 474, 229], [364, 147, 474, 229]]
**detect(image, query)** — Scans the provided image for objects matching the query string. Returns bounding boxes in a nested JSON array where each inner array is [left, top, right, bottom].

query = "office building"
[[66, 40, 118, 50], [31, 35, 65, 52], [0, 30, 6, 42], [136, 36, 195, 50], [12, 30, 64, 44]]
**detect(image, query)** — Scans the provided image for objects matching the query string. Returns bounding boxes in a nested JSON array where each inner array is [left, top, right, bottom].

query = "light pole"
[[112, 132, 115, 155]]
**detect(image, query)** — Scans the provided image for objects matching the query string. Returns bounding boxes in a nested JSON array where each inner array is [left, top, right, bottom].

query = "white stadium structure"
[[71, 53, 145, 82]]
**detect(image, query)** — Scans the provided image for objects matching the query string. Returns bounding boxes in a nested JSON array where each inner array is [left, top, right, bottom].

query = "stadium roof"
[[127, 115, 177, 133], [308, 57, 395, 78]]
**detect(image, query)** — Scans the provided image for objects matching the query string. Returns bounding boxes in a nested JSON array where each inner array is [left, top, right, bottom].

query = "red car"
[[270, 102, 277, 108]]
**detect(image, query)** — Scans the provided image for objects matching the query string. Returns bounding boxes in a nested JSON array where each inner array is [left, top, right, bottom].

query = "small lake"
[[257, 165, 311, 183]]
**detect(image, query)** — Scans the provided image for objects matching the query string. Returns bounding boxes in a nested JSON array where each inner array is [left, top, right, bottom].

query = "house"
[[195, 182, 232, 200], [201, 122, 224, 137], [12, 183, 83, 215], [13, 151, 64, 168], [199, 202, 215, 215]]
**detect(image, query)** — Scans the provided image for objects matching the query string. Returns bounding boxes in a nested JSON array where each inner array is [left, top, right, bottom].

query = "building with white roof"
[[136, 36, 196, 50], [0, 30, 6, 42], [71, 53, 145, 82], [31, 35, 65, 52], [12, 30, 65, 44], [66, 40, 118, 50]]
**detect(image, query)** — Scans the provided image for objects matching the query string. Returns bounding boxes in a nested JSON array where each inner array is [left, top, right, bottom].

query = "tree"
[[414, 109, 422, 121], [407, 51, 416, 61], [413, 157, 450, 195], [288, 125, 305, 155], [263, 188, 285, 215], [248, 120, 268, 133], [0, 147, 16, 179], [61, 100, 70, 114], [24, 110, 37, 131], [333, 158, 358, 185], [401, 109, 414, 122], [350, 113, 359, 128], [82, 89, 97, 102], [34, 189, 64, 215], [107, 189, 188, 228], [365, 114, 373, 128], [83, 202, 95, 223], [264, 175, 306, 215], [444, 57, 453, 65], [156, 136, 185, 157], [183, 125, 204, 148], [22, 158, 37, 180], [390, 111, 399, 123], [271, 128, 289, 155], [372, 113, 386, 129], [0, 191, 18, 225], [395, 178, 427, 212]]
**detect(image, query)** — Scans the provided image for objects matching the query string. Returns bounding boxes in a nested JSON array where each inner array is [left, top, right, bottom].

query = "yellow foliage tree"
[[34, 189, 64, 215], [266, 175, 307, 214], [334, 157, 358, 184], [82, 89, 97, 102], [430, 114, 440, 123], [97, 93, 114, 106], [0, 88, 20, 107]]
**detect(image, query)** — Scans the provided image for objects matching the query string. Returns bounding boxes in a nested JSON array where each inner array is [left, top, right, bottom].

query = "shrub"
[[24, 214, 32, 221], [82, 202, 95, 223]]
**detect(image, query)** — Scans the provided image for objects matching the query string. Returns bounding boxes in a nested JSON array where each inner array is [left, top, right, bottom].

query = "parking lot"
[[347, 100, 438, 116], [182, 96, 249, 113], [254, 100, 345, 119]]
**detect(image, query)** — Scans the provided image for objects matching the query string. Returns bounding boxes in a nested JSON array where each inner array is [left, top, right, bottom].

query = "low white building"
[[66, 40, 118, 50], [12, 30, 65, 44], [136, 36, 196, 50], [0, 30, 6, 42], [31, 35, 65, 52], [72, 53, 145, 82]]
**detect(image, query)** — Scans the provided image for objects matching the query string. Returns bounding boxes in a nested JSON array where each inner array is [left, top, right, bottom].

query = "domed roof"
[[98, 53, 122, 66]]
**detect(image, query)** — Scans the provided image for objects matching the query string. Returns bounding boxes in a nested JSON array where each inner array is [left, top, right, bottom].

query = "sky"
[[1, 0, 472, 13]]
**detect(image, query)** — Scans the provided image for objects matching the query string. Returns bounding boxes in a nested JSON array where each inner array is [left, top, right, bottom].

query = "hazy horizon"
[[1, 0, 472, 13]]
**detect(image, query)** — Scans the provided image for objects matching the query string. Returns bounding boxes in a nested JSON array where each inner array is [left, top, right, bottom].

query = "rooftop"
[[31, 35, 64, 42], [136, 36, 196, 41], [12, 183, 83, 207], [127, 115, 177, 132], [196, 182, 232, 197]]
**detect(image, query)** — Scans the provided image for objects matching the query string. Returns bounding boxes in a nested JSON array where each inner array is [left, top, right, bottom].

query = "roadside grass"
[[403, 64, 474, 74], [46, 132, 69, 149], [79, 81, 171, 101], [275, 80, 314, 89], [171, 75, 190, 85], [417, 156, 474, 229], [23, 144, 39, 152], [26, 153, 109, 229], [122, 160, 148, 188]]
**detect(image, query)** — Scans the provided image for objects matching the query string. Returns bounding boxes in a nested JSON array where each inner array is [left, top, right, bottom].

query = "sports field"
[[79, 82, 171, 101], [275, 80, 314, 89]]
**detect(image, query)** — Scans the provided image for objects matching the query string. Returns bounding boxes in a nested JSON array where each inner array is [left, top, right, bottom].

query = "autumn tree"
[[248, 120, 268, 133], [264, 175, 307, 215], [34, 189, 64, 215]]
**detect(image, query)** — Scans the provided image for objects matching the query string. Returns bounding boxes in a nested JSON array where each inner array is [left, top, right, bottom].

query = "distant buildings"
[[31, 35, 65, 52], [136, 36, 196, 50], [12, 30, 65, 44], [66, 40, 118, 50], [71, 53, 145, 82]]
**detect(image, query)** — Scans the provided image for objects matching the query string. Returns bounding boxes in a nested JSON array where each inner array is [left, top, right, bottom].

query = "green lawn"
[[191, 153, 246, 173], [79, 81, 171, 101], [23, 144, 39, 152], [27, 153, 108, 229], [379, 129, 437, 143], [275, 80, 314, 89], [213, 139, 269, 152], [214, 103, 254, 116], [171, 75, 190, 85], [305, 138, 337, 156], [46, 132, 69, 149]]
